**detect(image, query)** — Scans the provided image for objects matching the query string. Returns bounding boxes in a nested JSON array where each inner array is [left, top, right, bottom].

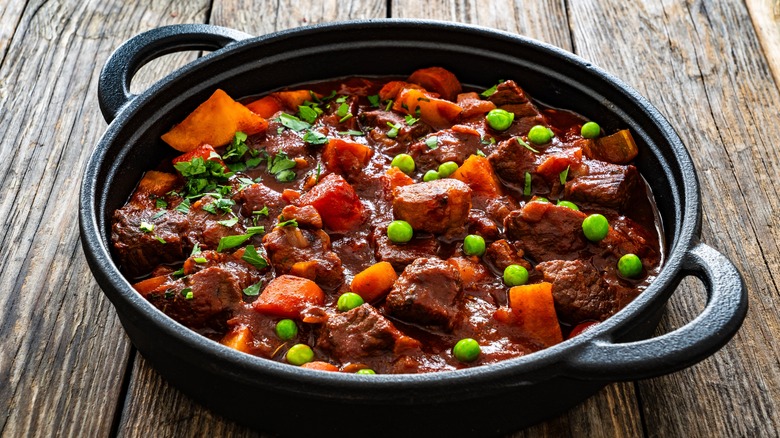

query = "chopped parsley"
[[386, 122, 402, 139], [524, 172, 532, 196], [190, 243, 202, 256], [367, 94, 380, 107], [217, 217, 239, 227], [182, 288, 194, 300], [243, 281, 263, 296], [171, 268, 186, 278], [278, 113, 311, 132], [175, 198, 191, 214], [215, 226, 265, 252], [476, 149, 487, 157], [139, 222, 154, 233], [404, 114, 419, 125], [193, 257, 208, 264], [253, 206, 269, 217], [202, 198, 235, 215], [559, 165, 570, 186], [173, 156, 232, 198], [339, 113, 353, 123], [267, 152, 297, 182], [303, 130, 328, 145], [276, 218, 299, 228], [242, 245, 268, 270], [151, 210, 166, 220], [516, 137, 539, 153], [425, 136, 438, 149], [480, 80, 504, 98], [155, 199, 168, 209], [154, 236, 166, 244], [385, 100, 393, 111], [298, 105, 319, 124], [338, 130, 364, 136], [222, 131, 249, 162], [336, 102, 350, 118]]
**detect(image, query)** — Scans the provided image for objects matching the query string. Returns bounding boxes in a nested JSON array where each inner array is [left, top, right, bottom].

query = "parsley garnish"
[[154, 236, 166, 244], [480, 80, 504, 98], [385, 100, 393, 111], [242, 245, 268, 270], [243, 281, 263, 296], [175, 198, 190, 214], [559, 165, 570, 186], [171, 268, 185, 278], [339, 113, 353, 123], [278, 113, 311, 132], [425, 136, 438, 149], [315, 163, 322, 183], [476, 149, 486, 157], [181, 288, 194, 300], [215, 226, 264, 252], [173, 157, 232, 198], [338, 130, 364, 136], [267, 153, 297, 182], [516, 137, 540, 154], [253, 206, 269, 217], [151, 210, 166, 220], [386, 122, 402, 138], [367, 94, 380, 107], [405, 114, 419, 125], [203, 198, 235, 215], [336, 102, 349, 118], [222, 131, 249, 162], [303, 130, 328, 145], [155, 199, 168, 209], [190, 243, 201, 256], [139, 222, 154, 233], [276, 218, 299, 228], [298, 105, 319, 124], [217, 217, 239, 227], [524, 172, 532, 196], [193, 257, 208, 264]]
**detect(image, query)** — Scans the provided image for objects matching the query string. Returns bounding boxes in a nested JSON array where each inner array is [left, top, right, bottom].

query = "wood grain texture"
[[0, 0, 210, 436], [746, 0, 780, 87], [568, 0, 780, 436]]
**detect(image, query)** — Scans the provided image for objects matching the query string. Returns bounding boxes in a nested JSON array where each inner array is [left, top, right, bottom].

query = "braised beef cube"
[[504, 201, 588, 262], [485, 196, 521, 224], [467, 210, 500, 241], [456, 92, 496, 119], [259, 119, 308, 157], [185, 195, 247, 251], [111, 207, 189, 277], [262, 226, 344, 290], [317, 304, 421, 361], [145, 265, 247, 336], [485, 239, 530, 271], [127, 170, 180, 210], [320, 95, 360, 130], [372, 227, 440, 270], [409, 126, 481, 170], [392, 179, 472, 235], [488, 137, 539, 184], [536, 259, 615, 324], [280, 204, 323, 229], [487, 80, 532, 106], [297, 173, 365, 232], [598, 216, 661, 269], [564, 162, 639, 210], [385, 258, 463, 328], [361, 109, 432, 152], [238, 182, 284, 218]]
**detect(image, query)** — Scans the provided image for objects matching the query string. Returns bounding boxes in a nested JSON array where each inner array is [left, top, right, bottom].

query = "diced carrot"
[[446, 257, 488, 289], [297, 174, 364, 231], [378, 81, 425, 101], [161, 89, 268, 152], [273, 90, 319, 111], [493, 306, 517, 325], [132, 275, 168, 296], [383, 166, 414, 194], [408, 67, 462, 101], [128, 171, 179, 208], [451, 155, 503, 197], [171, 144, 228, 172], [282, 189, 301, 203], [508, 282, 563, 347], [221, 325, 254, 353], [300, 361, 339, 372], [393, 88, 462, 129], [350, 261, 398, 303], [253, 275, 325, 319], [289, 261, 318, 280], [322, 138, 373, 176], [245, 95, 284, 118], [585, 129, 638, 164]]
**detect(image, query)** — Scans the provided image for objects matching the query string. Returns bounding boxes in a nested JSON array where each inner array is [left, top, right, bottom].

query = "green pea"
[[337, 292, 364, 312], [391, 153, 415, 174], [557, 200, 579, 211], [463, 234, 486, 257], [275, 319, 298, 341], [356, 368, 376, 374], [438, 161, 459, 178], [486, 109, 515, 131], [286, 344, 314, 366], [423, 170, 440, 182], [453, 338, 481, 363], [528, 125, 553, 144], [581, 121, 601, 139], [387, 220, 413, 243], [503, 264, 529, 286], [582, 214, 609, 241], [618, 254, 643, 278]]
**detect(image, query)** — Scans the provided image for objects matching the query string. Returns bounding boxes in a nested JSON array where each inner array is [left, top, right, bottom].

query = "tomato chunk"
[[298, 174, 365, 231]]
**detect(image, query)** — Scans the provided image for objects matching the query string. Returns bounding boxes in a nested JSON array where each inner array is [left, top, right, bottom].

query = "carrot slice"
[[253, 275, 325, 319], [393, 88, 462, 129], [508, 282, 563, 347], [408, 67, 462, 101], [451, 155, 504, 197], [350, 261, 398, 303], [221, 325, 254, 353], [161, 89, 268, 152], [245, 95, 284, 118], [132, 275, 167, 296]]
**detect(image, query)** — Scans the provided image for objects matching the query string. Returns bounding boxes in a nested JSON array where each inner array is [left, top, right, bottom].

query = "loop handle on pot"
[[98, 24, 252, 123], [565, 242, 747, 380]]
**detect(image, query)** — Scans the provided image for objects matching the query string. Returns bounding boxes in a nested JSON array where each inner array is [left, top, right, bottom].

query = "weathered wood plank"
[[568, 0, 780, 436], [746, 0, 780, 87], [114, 1, 386, 436], [0, 0, 25, 64], [0, 0, 210, 436]]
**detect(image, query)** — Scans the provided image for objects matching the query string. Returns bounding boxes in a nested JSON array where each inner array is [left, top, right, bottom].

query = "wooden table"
[[2, 1, 779, 436]]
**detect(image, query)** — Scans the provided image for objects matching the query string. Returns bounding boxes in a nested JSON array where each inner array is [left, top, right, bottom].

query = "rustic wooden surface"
[[1, 0, 778, 437]]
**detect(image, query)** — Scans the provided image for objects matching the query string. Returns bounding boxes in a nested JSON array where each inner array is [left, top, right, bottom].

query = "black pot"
[[80, 20, 747, 437]]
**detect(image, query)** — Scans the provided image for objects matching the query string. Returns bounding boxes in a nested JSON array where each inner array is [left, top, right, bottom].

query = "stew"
[[111, 67, 663, 374]]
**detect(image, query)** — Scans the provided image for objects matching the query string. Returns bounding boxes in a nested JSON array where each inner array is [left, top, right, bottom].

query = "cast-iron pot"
[[80, 20, 748, 437]]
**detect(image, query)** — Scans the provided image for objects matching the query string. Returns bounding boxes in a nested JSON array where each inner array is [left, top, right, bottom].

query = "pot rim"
[[81, 19, 701, 391]]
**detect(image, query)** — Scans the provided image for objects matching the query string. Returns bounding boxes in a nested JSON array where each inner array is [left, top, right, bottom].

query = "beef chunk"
[[361, 109, 432, 154], [316, 304, 421, 361], [262, 226, 344, 290], [111, 207, 189, 277], [408, 126, 481, 170], [297, 173, 364, 232], [467, 209, 500, 241], [485, 196, 521, 224], [504, 201, 588, 262], [385, 258, 462, 328], [392, 179, 472, 235], [185, 195, 247, 251], [487, 80, 545, 122], [564, 162, 639, 210], [258, 119, 308, 157], [237, 182, 284, 218], [456, 92, 496, 119], [485, 239, 530, 271], [279, 205, 323, 229], [372, 227, 440, 270], [535, 259, 615, 323], [488, 137, 539, 184]]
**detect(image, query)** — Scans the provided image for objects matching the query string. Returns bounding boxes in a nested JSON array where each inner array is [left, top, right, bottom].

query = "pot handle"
[[98, 24, 253, 123], [564, 242, 747, 380]]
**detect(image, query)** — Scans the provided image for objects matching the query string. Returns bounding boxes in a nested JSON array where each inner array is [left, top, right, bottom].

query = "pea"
[[387, 220, 413, 243], [275, 319, 298, 341], [557, 200, 579, 211], [463, 234, 486, 257], [486, 109, 515, 131], [391, 153, 415, 174], [356, 368, 376, 374], [286, 344, 314, 366], [582, 214, 609, 242], [453, 338, 481, 363], [337, 292, 364, 312], [528, 125, 553, 144], [503, 264, 529, 286], [423, 170, 440, 182], [438, 161, 459, 178], [581, 121, 601, 139], [618, 254, 643, 278]]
